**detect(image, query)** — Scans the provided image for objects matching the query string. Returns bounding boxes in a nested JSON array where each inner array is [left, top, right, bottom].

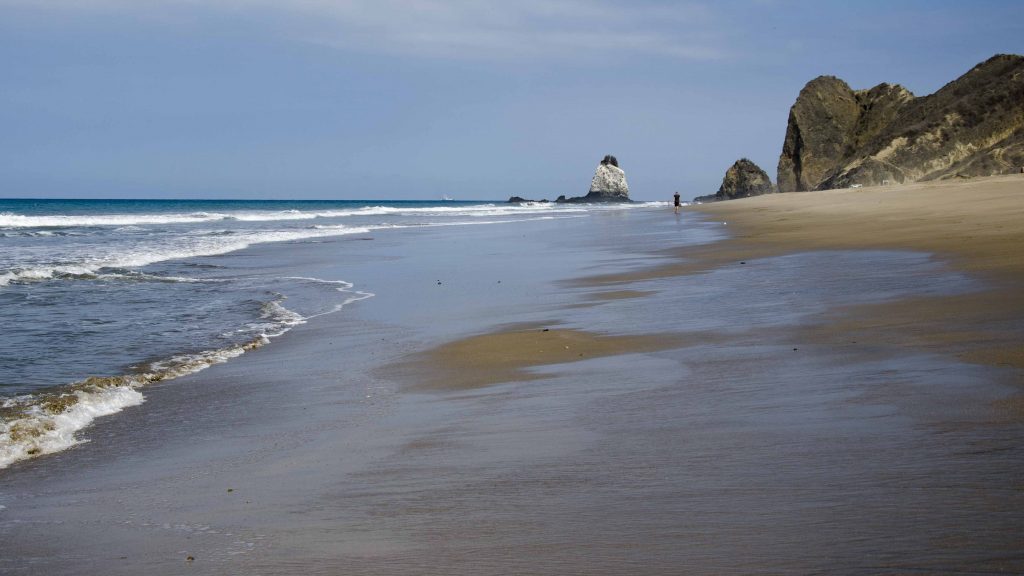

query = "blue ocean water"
[[0, 197, 664, 467]]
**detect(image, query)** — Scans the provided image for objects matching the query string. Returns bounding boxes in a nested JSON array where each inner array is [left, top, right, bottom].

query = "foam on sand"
[[0, 330, 281, 469], [0, 282, 375, 470]]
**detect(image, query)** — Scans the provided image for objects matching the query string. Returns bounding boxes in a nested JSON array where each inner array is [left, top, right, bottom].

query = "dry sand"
[[693, 174, 1024, 279], [412, 174, 1024, 388]]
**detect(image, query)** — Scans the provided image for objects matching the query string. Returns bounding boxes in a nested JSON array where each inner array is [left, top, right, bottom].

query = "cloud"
[[276, 0, 726, 61], [284, 0, 724, 58], [2, 0, 727, 61]]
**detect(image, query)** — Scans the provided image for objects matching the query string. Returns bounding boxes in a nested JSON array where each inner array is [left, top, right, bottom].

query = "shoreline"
[[3, 181, 1024, 573], [402, 175, 1024, 391]]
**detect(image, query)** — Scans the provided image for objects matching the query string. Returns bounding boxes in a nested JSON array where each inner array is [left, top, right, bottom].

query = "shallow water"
[[0, 198, 674, 469], [1, 198, 620, 393], [1, 207, 1021, 574]]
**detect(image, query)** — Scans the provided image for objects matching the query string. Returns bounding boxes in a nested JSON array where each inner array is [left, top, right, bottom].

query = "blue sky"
[[1, 1, 1020, 201]]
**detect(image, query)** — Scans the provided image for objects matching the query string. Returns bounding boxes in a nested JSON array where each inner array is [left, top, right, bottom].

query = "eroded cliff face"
[[716, 158, 774, 200], [778, 54, 1024, 191], [776, 76, 865, 193]]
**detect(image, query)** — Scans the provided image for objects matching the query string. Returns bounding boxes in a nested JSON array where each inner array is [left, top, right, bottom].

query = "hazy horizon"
[[1, 0, 1020, 201]]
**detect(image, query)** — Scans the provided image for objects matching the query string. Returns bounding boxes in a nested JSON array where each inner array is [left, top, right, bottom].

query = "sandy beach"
[[2, 177, 1024, 574], [691, 175, 1024, 382], [3, 2, 1021, 573], [416, 174, 1024, 390]]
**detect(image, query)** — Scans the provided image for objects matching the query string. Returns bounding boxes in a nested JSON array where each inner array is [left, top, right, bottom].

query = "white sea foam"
[[0, 205, 634, 287], [283, 277, 376, 318], [0, 207, 433, 227], [0, 337, 257, 471], [0, 225, 372, 286], [243, 298, 308, 338], [0, 211, 225, 228], [2, 212, 598, 287], [0, 384, 145, 470], [0, 199, 661, 466], [0, 209, 366, 228], [0, 201, 655, 230], [0, 275, 374, 471]]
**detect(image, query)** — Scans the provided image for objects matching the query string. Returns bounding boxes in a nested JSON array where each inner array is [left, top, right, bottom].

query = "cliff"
[[777, 54, 1024, 191]]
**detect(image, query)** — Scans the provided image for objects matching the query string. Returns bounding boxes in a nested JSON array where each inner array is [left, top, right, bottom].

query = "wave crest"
[[0, 335, 268, 470], [0, 277, 374, 471]]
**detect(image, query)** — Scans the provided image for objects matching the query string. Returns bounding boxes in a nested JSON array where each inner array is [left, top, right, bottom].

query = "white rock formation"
[[588, 158, 630, 199]]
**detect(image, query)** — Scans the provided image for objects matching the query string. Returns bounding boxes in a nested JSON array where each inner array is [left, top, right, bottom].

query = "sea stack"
[[715, 158, 775, 200], [589, 154, 630, 199], [556, 155, 631, 203]]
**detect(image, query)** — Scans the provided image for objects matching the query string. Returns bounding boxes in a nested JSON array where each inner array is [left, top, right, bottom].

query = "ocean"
[[0, 198, 663, 469]]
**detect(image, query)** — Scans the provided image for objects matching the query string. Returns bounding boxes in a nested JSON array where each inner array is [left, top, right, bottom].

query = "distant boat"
[[441, 195, 454, 201]]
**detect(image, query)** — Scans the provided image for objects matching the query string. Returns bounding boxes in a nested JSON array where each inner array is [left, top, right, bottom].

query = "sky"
[[0, 1, 1021, 201]]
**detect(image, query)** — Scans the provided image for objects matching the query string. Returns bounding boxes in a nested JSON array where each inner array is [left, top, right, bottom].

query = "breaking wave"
[[0, 201, 659, 230], [0, 338, 263, 469], [0, 225, 371, 287], [0, 284, 374, 471], [0, 198, 666, 471]]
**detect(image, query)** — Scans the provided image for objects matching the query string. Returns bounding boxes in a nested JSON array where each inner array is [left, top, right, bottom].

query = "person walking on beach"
[[673, 191, 681, 213]]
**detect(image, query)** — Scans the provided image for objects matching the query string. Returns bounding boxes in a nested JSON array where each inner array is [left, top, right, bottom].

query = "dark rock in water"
[[777, 53, 1024, 191], [557, 155, 631, 203], [714, 158, 774, 201], [691, 193, 719, 203], [556, 191, 628, 204], [507, 196, 549, 203]]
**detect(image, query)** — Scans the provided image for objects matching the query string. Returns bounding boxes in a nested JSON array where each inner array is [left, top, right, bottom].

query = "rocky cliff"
[[777, 54, 1024, 191], [714, 158, 774, 200]]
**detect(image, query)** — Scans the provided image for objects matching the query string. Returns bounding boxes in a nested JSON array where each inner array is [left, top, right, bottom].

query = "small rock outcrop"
[[777, 54, 1024, 191], [714, 158, 774, 200], [508, 196, 549, 203]]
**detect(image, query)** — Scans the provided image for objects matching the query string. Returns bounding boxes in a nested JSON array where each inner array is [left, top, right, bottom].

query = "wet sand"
[[384, 177, 1024, 572], [410, 175, 1023, 390], [689, 175, 1024, 377], [2, 179, 1024, 574], [389, 326, 690, 390]]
